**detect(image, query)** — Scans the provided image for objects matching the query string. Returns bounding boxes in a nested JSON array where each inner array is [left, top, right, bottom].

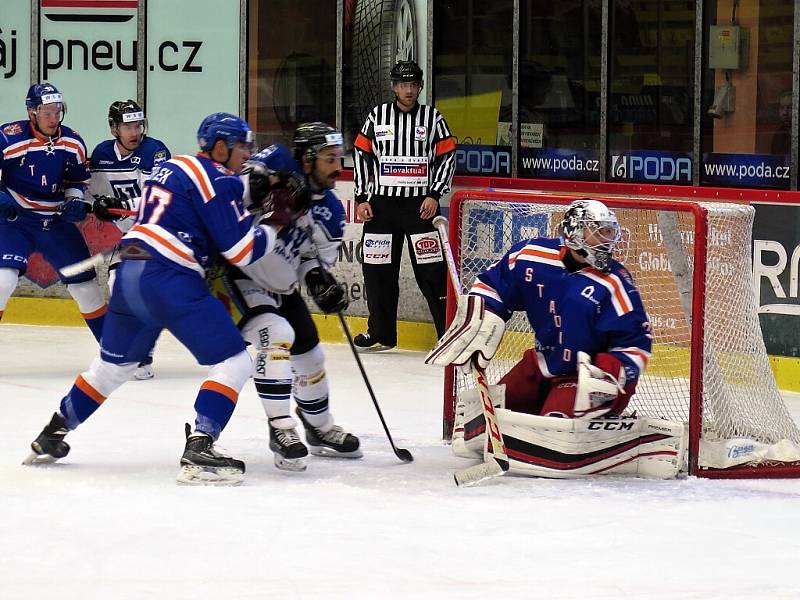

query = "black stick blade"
[[395, 448, 414, 463]]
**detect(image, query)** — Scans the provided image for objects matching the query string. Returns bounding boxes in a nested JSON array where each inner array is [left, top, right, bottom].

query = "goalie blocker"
[[453, 385, 686, 479]]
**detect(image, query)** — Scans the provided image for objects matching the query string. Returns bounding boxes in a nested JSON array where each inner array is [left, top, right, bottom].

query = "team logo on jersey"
[[414, 126, 427, 141], [3, 123, 22, 136], [153, 149, 167, 163]]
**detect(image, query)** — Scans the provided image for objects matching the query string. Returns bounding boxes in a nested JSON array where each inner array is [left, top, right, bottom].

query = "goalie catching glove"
[[425, 294, 505, 371], [91, 195, 133, 222], [573, 351, 628, 419], [305, 267, 349, 314]]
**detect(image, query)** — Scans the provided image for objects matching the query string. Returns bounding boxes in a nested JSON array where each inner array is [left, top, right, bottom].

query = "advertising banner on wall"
[[0, 0, 31, 116], [752, 202, 800, 357], [455, 144, 511, 176], [519, 148, 600, 181], [39, 0, 138, 150], [609, 150, 692, 184], [146, 0, 240, 154], [702, 153, 791, 190]]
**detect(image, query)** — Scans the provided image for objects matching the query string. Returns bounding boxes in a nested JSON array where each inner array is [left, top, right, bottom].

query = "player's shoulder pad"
[[1, 120, 27, 142], [59, 124, 86, 147], [165, 155, 242, 202], [310, 190, 346, 238], [137, 137, 171, 170], [88, 139, 116, 166]]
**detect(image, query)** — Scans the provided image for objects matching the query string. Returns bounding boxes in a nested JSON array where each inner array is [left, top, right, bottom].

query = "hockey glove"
[[305, 267, 349, 314], [91, 195, 133, 222], [573, 351, 628, 419], [0, 188, 17, 221], [261, 171, 311, 217], [60, 199, 89, 223], [425, 294, 505, 371]]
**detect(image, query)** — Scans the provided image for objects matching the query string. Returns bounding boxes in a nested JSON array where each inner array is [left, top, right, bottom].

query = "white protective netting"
[[450, 195, 800, 469]]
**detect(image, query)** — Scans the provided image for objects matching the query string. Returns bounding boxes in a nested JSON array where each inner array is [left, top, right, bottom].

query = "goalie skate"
[[177, 424, 245, 486], [23, 412, 71, 466], [269, 417, 308, 472], [296, 408, 363, 458]]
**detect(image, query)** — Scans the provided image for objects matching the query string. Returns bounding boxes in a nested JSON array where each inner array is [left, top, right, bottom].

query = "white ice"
[[2, 324, 800, 600]]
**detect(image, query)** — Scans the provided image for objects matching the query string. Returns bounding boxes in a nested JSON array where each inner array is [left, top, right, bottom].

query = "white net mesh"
[[448, 194, 800, 467]]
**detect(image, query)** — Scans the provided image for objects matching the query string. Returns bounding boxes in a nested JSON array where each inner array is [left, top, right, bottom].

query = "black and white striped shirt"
[[353, 101, 456, 202]]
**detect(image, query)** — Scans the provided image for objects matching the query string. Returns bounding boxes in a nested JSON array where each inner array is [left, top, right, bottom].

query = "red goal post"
[[442, 189, 800, 478]]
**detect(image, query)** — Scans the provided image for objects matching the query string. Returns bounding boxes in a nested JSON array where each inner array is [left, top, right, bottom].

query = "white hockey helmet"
[[561, 198, 620, 273]]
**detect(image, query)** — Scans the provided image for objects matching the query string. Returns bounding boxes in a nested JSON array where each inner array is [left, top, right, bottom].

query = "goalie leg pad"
[[495, 410, 685, 479], [454, 384, 505, 459]]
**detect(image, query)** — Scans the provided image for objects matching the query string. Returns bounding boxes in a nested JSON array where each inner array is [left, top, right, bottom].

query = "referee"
[[353, 59, 456, 351]]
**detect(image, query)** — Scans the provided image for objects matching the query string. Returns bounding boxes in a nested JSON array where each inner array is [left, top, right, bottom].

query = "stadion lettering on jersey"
[[702, 153, 790, 189], [610, 150, 691, 183], [455, 144, 511, 176], [519, 148, 600, 181], [752, 202, 800, 357]]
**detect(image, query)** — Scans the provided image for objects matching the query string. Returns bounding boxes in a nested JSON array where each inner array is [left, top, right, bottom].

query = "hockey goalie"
[[426, 198, 686, 479]]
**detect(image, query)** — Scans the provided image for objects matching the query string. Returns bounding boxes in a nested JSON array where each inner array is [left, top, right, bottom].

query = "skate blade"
[[354, 344, 394, 353], [274, 455, 307, 472], [309, 446, 364, 459], [176, 465, 244, 486], [22, 452, 60, 466]]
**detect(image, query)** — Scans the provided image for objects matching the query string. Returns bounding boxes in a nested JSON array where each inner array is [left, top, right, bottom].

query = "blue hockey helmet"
[[197, 112, 254, 152], [26, 83, 64, 109]]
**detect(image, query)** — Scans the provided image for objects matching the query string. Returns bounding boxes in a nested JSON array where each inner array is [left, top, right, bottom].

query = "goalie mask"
[[561, 199, 621, 273]]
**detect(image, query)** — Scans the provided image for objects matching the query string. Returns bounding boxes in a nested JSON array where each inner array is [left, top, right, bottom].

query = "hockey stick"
[[302, 224, 412, 463], [59, 251, 111, 277], [432, 215, 509, 486]]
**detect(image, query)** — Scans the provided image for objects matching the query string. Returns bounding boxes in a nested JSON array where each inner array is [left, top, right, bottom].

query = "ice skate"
[[23, 412, 71, 466], [295, 408, 363, 458], [133, 362, 154, 380], [269, 417, 309, 472], [353, 332, 394, 353], [177, 424, 245, 486]]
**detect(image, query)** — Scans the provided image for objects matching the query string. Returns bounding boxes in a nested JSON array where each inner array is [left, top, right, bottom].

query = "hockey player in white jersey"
[[209, 123, 361, 471], [88, 100, 170, 380]]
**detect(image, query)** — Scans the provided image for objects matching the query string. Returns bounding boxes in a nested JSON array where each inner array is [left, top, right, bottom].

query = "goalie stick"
[[432, 215, 509, 487]]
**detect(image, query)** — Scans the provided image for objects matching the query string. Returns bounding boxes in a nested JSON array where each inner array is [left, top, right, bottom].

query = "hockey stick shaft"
[[59, 251, 110, 277], [301, 223, 412, 462], [432, 216, 509, 485], [337, 311, 413, 462]]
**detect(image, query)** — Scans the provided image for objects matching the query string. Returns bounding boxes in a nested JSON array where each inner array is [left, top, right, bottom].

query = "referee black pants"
[[361, 195, 447, 346]]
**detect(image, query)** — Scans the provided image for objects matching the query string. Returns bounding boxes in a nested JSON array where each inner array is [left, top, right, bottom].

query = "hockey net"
[[443, 190, 800, 478]]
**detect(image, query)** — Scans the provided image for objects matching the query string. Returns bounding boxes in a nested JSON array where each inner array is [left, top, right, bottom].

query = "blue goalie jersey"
[[470, 237, 652, 384]]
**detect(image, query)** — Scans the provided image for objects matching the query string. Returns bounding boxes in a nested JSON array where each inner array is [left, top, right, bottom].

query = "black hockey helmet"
[[292, 122, 344, 164], [390, 60, 423, 83], [108, 99, 145, 127]]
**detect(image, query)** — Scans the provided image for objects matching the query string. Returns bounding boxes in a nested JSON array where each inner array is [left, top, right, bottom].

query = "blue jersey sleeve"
[[469, 239, 530, 321]]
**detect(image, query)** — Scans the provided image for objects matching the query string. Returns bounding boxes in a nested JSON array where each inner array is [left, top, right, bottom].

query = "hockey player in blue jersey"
[[209, 123, 360, 471], [88, 99, 171, 380], [26, 112, 288, 485], [428, 198, 652, 421], [0, 83, 106, 341]]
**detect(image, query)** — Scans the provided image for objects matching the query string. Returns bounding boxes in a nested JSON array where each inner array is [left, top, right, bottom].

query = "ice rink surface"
[[2, 324, 800, 599]]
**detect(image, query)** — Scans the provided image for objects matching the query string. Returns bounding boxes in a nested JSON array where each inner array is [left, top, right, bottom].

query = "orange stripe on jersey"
[[75, 375, 106, 405], [623, 349, 650, 366], [588, 269, 633, 313], [173, 156, 214, 201], [81, 305, 107, 320], [60, 139, 86, 163], [435, 136, 456, 156], [354, 133, 373, 153], [472, 281, 497, 294], [228, 238, 255, 265], [131, 225, 198, 265], [509, 246, 562, 268], [201, 380, 239, 404]]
